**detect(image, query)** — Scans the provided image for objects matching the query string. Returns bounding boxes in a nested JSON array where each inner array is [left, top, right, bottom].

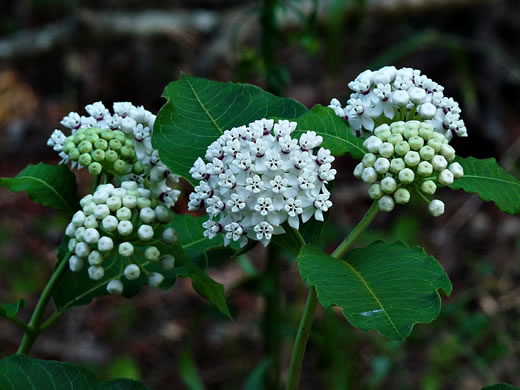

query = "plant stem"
[[17, 251, 72, 354], [285, 201, 379, 390], [263, 244, 282, 389], [6, 316, 31, 333]]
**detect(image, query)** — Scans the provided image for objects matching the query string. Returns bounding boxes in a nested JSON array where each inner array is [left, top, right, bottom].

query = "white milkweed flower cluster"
[[188, 119, 336, 247], [328, 66, 468, 140], [353, 121, 464, 216], [47, 101, 180, 208], [65, 181, 178, 295]]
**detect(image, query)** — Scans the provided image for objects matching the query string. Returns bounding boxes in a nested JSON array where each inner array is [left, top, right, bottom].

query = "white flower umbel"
[[47, 101, 181, 209], [328, 66, 468, 140], [354, 121, 464, 216], [188, 119, 336, 247], [65, 180, 177, 294]]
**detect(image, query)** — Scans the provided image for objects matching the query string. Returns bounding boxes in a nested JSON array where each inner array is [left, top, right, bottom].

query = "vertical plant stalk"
[[286, 201, 379, 390], [263, 244, 282, 389], [17, 251, 72, 354]]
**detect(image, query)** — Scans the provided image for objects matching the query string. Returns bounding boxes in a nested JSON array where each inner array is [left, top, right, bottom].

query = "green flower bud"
[[114, 159, 127, 174], [379, 142, 394, 158], [405, 121, 420, 130], [403, 127, 418, 140], [63, 141, 75, 153], [398, 168, 415, 184], [85, 133, 99, 143], [101, 130, 115, 140], [368, 184, 383, 200], [404, 151, 420, 167], [408, 136, 424, 151], [114, 132, 127, 143], [419, 145, 435, 161], [390, 158, 405, 174], [361, 167, 378, 184], [419, 125, 433, 140], [120, 146, 135, 159], [431, 155, 448, 171], [438, 169, 454, 186], [381, 177, 397, 194], [421, 180, 437, 195], [94, 139, 108, 151], [431, 132, 446, 143], [137, 197, 152, 209], [362, 153, 377, 168], [133, 162, 145, 175], [427, 139, 442, 153], [124, 139, 134, 148], [374, 157, 390, 174], [395, 141, 410, 156], [387, 134, 403, 146], [88, 162, 102, 175], [69, 148, 80, 161], [378, 195, 395, 212], [353, 163, 364, 178], [440, 144, 456, 162], [394, 188, 410, 204], [417, 161, 433, 176], [105, 150, 118, 163], [116, 207, 132, 221], [73, 132, 86, 144], [390, 121, 405, 135], [109, 139, 123, 151], [92, 149, 106, 162], [374, 124, 391, 141], [78, 153, 92, 166], [77, 140, 93, 154]]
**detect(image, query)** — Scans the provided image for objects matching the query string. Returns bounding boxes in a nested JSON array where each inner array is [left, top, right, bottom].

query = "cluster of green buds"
[[354, 120, 464, 216], [61, 127, 143, 176], [65, 181, 178, 295]]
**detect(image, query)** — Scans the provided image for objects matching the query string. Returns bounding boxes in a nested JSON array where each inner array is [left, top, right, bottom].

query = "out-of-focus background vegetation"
[[1, 0, 520, 389]]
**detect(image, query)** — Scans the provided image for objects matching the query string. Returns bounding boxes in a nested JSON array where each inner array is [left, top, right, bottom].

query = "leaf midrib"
[[184, 76, 224, 135], [457, 174, 520, 187], [7, 175, 73, 214], [340, 259, 402, 338]]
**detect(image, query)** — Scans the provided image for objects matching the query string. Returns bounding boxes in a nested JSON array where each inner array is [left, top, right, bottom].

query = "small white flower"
[[254, 221, 274, 246]]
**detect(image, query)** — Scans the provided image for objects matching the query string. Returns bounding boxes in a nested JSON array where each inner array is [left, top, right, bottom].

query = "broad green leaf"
[[242, 359, 271, 390], [0, 163, 79, 215], [179, 349, 205, 390], [0, 355, 149, 390], [53, 240, 182, 311], [187, 261, 232, 319], [152, 74, 307, 184], [450, 156, 520, 214], [483, 385, 520, 390], [292, 105, 366, 160], [298, 241, 452, 340], [0, 299, 26, 320]]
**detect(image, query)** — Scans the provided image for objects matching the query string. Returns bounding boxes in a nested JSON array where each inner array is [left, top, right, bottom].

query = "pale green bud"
[[390, 158, 405, 174], [368, 183, 383, 200], [440, 144, 456, 162], [362, 153, 377, 167], [448, 162, 464, 178], [137, 197, 152, 209], [361, 167, 378, 184], [381, 177, 397, 194], [79, 153, 92, 166], [427, 139, 442, 152], [92, 149, 105, 162], [109, 139, 122, 151], [119, 242, 134, 258], [417, 161, 433, 176], [438, 169, 454, 186], [133, 161, 145, 175], [419, 125, 433, 140], [378, 195, 395, 212], [105, 150, 118, 163], [101, 130, 115, 140], [69, 148, 80, 161], [404, 151, 420, 167], [431, 155, 448, 171], [428, 199, 445, 217], [144, 246, 161, 262], [94, 138, 108, 151], [398, 168, 415, 184], [116, 207, 132, 221], [88, 162, 102, 175], [374, 157, 390, 174], [421, 180, 437, 195], [408, 136, 424, 151], [77, 140, 93, 154], [353, 163, 364, 178], [387, 134, 403, 146], [403, 127, 419, 140], [374, 124, 391, 141], [419, 145, 435, 161], [124, 264, 140, 279], [394, 188, 410, 204], [73, 132, 86, 144], [120, 146, 135, 159], [395, 141, 410, 156], [113, 159, 127, 174], [379, 142, 395, 158]]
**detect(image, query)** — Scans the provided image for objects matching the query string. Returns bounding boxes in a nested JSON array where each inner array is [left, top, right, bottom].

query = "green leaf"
[[450, 156, 520, 215], [298, 241, 452, 340], [53, 240, 182, 311], [179, 349, 205, 390], [292, 105, 366, 160], [242, 359, 271, 390], [0, 299, 26, 320], [0, 163, 79, 215], [482, 385, 520, 390], [0, 355, 149, 390], [187, 261, 232, 319], [152, 74, 307, 184]]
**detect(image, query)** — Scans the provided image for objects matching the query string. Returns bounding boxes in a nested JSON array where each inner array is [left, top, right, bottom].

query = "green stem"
[[5, 316, 31, 333], [263, 244, 282, 389], [285, 201, 379, 390], [17, 251, 72, 354]]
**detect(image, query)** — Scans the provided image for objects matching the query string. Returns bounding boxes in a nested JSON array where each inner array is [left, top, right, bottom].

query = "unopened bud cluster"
[[188, 119, 336, 247], [329, 66, 468, 140], [353, 121, 464, 216], [47, 101, 180, 208], [65, 181, 177, 295]]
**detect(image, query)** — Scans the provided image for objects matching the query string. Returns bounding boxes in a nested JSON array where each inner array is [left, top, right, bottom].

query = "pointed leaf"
[[298, 241, 452, 340], [178, 349, 205, 390], [0, 163, 79, 215], [152, 74, 307, 184], [0, 355, 149, 390], [292, 105, 366, 160], [0, 299, 26, 320], [450, 156, 520, 214]]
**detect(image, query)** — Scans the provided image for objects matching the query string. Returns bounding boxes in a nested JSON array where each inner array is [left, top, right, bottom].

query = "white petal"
[[288, 216, 300, 229]]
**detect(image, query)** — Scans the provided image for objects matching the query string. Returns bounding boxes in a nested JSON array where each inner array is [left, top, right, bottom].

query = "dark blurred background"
[[1, 0, 520, 389]]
